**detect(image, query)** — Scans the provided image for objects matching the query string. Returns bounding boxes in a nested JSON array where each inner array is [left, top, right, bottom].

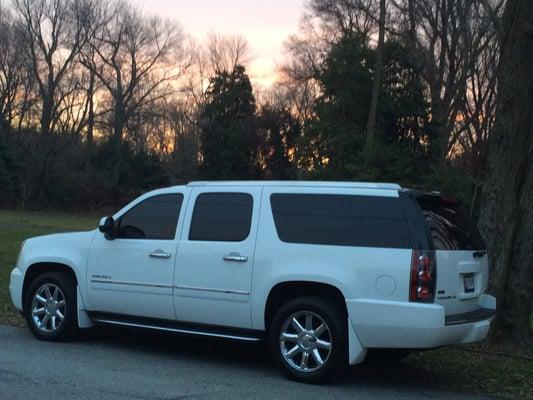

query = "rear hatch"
[[415, 194, 488, 317]]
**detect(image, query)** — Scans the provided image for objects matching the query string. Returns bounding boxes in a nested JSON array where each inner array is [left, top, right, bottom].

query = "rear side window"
[[117, 194, 183, 240], [189, 193, 253, 242], [270, 193, 411, 248], [416, 195, 486, 250]]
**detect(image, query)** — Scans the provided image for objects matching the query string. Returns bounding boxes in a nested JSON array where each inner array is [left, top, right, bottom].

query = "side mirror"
[[99, 216, 116, 240]]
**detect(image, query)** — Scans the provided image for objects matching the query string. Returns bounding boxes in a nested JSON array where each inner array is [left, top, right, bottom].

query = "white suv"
[[9, 181, 496, 382]]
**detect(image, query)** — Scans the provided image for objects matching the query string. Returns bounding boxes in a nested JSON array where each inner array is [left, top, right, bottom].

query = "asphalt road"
[[0, 324, 490, 400]]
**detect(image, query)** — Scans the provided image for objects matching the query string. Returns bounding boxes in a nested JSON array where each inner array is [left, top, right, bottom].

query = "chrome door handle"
[[223, 253, 248, 262], [149, 250, 171, 259]]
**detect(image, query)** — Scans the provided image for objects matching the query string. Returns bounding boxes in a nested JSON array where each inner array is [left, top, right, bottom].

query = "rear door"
[[173, 187, 262, 329], [416, 195, 488, 315]]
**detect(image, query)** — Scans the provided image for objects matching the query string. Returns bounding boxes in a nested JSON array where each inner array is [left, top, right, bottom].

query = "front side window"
[[270, 193, 411, 248], [189, 193, 253, 242], [116, 194, 183, 240]]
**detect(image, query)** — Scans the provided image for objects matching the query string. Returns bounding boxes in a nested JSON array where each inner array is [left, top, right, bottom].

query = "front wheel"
[[269, 297, 347, 383], [24, 271, 78, 341]]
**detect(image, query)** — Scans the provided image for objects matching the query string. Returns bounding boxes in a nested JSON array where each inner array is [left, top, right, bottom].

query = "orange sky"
[[132, 0, 305, 87]]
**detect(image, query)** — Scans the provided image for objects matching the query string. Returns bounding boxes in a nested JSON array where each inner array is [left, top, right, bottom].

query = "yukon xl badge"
[[437, 295, 457, 300]]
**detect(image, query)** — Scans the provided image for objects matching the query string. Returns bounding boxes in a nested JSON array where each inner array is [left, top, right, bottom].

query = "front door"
[[173, 187, 262, 328], [87, 193, 185, 320]]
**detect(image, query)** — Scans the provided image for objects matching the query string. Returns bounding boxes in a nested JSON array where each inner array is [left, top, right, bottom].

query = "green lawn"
[[0, 209, 99, 326], [399, 344, 533, 399], [0, 209, 531, 399]]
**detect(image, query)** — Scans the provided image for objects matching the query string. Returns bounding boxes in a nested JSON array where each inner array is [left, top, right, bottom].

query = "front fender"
[[17, 230, 96, 311]]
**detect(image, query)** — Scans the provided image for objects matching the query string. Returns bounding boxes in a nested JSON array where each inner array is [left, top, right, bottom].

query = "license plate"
[[463, 274, 475, 293]]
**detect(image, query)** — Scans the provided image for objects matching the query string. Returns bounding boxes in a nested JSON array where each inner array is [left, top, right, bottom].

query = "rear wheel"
[[269, 297, 347, 383], [24, 271, 78, 341]]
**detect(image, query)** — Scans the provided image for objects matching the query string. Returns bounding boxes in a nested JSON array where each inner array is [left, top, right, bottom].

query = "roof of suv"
[[185, 180, 401, 190]]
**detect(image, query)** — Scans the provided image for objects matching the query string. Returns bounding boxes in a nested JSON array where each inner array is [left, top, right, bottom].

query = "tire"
[[268, 296, 347, 383], [24, 271, 78, 341]]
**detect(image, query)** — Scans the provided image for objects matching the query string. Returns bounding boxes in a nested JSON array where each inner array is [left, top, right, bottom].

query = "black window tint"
[[189, 193, 253, 242], [270, 194, 411, 248], [416, 195, 486, 250], [117, 194, 183, 240]]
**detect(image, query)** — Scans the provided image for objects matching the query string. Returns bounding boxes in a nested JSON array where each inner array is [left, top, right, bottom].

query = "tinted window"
[[189, 193, 253, 242], [416, 195, 486, 250], [270, 194, 411, 248], [116, 194, 183, 240]]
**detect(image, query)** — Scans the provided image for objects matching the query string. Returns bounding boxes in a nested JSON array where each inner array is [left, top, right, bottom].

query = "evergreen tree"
[[301, 33, 372, 178], [199, 65, 259, 179], [299, 33, 430, 182], [257, 105, 299, 179]]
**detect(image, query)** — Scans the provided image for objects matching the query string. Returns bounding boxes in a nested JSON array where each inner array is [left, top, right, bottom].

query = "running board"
[[88, 312, 264, 342]]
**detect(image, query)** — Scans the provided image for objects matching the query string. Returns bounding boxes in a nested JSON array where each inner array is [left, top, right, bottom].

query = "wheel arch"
[[22, 262, 78, 311], [264, 281, 348, 331]]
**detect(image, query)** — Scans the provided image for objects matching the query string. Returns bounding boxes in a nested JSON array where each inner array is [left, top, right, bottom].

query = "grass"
[[399, 344, 533, 399], [0, 209, 99, 326], [0, 208, 531, 398]]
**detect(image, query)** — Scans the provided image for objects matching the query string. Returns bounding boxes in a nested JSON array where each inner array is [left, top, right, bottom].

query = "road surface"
[[0, 324, 489, 399]]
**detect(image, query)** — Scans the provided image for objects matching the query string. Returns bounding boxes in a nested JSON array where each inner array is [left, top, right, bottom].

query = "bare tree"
[[206, 33, 251, 74], [82, 1, 193, 183], [53, 64, 90, 135], [0, 0, 33, 135], [13, 0, 95, 136], [13, 63, 38, 132], [392, 0, 503, 161], [309, 0, 376, 38], [277, 11, 329, 127], [451, 29, 499, 215], [0, 3, 30, 137]]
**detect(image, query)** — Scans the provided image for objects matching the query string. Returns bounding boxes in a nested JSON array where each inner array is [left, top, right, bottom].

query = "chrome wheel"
[[31, 283, 66, 333], [279, 311, 332, 373]]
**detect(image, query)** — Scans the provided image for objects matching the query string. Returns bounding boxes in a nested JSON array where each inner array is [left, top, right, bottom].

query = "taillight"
[[409, 250, 436, 302]]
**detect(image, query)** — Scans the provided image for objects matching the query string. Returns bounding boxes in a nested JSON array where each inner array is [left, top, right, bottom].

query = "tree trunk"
[[85, 71, 95, 171], [40, 93, 54, 136], [408, 0, 416, 42], [478, 0, 533, 344], [364, 0, 386, 171], [0, 118, 9, 142], [112, 97, 126, 186]]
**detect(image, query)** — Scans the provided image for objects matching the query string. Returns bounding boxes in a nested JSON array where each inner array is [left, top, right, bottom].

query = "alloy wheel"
[[279, 311, 333, 373], [31, 283, 66, 333]]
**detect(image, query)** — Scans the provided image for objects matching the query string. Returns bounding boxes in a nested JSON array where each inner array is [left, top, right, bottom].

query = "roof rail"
[[185, 180, 401, 190]]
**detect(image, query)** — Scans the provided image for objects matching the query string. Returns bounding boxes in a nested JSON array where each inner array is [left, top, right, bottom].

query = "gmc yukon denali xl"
[[9, 181, 496, 382]]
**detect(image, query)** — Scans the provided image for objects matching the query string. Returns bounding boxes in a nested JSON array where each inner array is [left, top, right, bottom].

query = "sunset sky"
[[131, 0, 305, 87]]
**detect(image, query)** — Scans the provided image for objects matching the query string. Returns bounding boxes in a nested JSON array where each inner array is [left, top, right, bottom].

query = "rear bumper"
[[9, 266, 24, 311], [445, 307, 495, 325], [346, 294, 495, 350]]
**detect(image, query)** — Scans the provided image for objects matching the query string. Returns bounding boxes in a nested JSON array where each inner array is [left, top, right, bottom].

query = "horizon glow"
[[131, 0, 305, 87]]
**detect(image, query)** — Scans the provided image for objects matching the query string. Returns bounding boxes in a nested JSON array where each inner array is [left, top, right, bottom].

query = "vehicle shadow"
[[81, 325, 274, 371], [80, 325, 446, 391]]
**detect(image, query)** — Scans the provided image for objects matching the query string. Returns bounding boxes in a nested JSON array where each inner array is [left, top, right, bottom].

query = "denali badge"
[[91, 274, 111, 280]]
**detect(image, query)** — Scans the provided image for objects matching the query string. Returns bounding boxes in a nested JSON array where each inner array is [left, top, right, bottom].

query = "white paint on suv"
[[10, 180, 496, 382]]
